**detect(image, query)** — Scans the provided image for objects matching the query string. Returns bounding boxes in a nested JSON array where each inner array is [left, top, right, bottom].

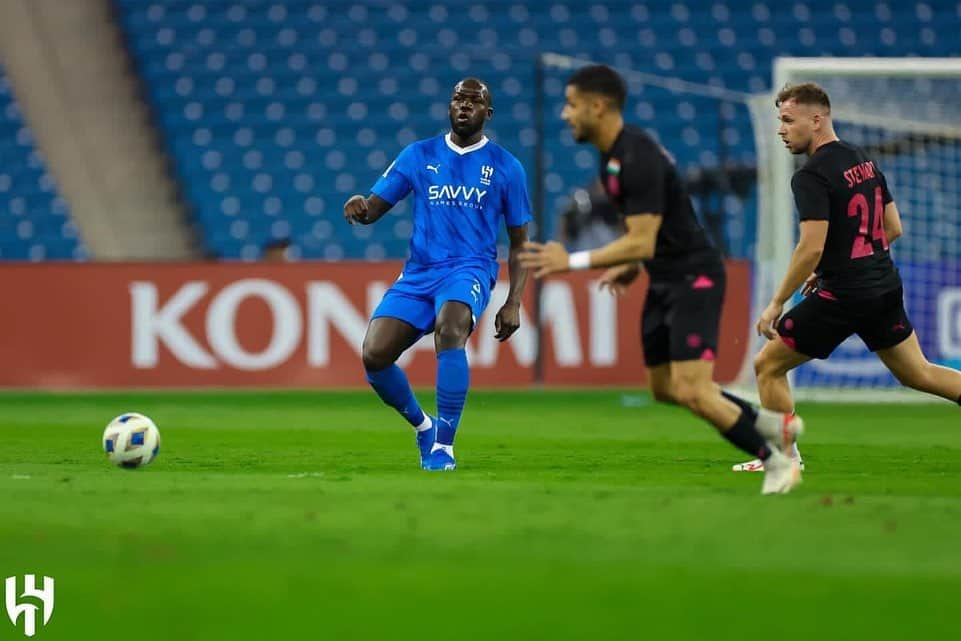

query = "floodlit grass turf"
[[0, 390, 958, 641]]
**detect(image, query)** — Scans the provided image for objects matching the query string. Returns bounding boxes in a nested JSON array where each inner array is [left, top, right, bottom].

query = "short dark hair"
[[566, 64, 627, 110], [454, 78, 493, 108], [776, 83, 831, 111]]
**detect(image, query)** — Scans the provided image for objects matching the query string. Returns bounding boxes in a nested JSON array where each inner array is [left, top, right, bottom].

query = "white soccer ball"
[[102, 413, 161, 469]]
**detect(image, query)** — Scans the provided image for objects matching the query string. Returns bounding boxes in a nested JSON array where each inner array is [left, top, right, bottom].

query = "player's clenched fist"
[[494, 301, 521, 342], [343, 194, 369, 225]]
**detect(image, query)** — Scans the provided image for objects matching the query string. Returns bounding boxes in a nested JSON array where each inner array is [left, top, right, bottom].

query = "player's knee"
[[671, 379, 697, 409], [754, 350, 782, 381], [753, 351, 769, 378], [434, 322, 470, 351], [672, 379, 714, 416], [361, 344, 393, 371]]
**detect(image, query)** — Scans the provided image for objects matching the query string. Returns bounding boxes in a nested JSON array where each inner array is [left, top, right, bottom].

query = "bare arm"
[[577, 213, 661, 268], [518, 213, 661, 277], [503, 225, 529, 305], [494, 224, 530, 342], [884, 201, 903, 245], [756, 220, 829, 339], [343, 194, 393, 225], [772, 220, 828, 305]]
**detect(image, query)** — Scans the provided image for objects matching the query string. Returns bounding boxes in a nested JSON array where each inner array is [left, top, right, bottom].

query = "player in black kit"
[[519, 65, 803, 494], [744, 82, 961, 472]]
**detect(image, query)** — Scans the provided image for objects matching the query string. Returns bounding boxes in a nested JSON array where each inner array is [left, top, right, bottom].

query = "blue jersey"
[[371, 133, 532, 282]]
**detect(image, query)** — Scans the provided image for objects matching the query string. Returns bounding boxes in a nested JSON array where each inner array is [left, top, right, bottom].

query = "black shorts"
[[642, 269, 726, 368], [776, 286, 913, 359]]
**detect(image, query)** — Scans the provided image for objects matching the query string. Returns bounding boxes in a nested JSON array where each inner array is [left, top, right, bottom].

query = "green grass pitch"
[[0, 389, 958, 640]]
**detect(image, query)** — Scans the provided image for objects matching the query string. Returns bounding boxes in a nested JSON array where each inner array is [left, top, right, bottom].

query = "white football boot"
[[760, 449, 802, 495], [734, 413, 805, 472], [733, 445, 805, 472]]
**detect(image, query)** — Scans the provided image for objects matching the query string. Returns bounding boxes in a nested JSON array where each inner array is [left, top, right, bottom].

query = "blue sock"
[[436, 348, 470, 446], [365, 365, 425, 427]]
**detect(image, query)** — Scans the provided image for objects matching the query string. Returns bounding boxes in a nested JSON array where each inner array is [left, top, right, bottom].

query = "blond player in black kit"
[[736, 82, 961, 473], [520, 65, 803, 495]]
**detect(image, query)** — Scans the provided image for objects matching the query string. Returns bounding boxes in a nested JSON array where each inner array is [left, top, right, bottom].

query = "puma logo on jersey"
[[428, 185, 488, 203], [426, 163, 440, 174]]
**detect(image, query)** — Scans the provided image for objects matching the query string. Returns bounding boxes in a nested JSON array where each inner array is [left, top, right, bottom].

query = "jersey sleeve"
[[371, 144, 416, 205], [502, 156, 533, 227], [791, 169, 831, 221], [620, 145, 666, 217]]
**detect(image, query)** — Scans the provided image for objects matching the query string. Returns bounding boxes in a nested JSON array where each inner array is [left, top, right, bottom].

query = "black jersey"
[[792, 140, 901, 299], [599, 126, 721, 281]]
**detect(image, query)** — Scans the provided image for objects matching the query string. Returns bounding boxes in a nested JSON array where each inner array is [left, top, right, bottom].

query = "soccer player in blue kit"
[[343, 78, 531, 471]]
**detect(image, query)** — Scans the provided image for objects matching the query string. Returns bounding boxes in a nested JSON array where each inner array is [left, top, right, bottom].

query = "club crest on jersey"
[[480, 165, 493, 186]]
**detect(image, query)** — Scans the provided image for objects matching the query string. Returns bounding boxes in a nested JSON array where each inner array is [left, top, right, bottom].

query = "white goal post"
[[748, 57, 961, 401]]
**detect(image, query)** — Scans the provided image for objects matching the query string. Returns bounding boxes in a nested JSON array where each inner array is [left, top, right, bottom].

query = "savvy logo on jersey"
[[427, 185, 488, 206]]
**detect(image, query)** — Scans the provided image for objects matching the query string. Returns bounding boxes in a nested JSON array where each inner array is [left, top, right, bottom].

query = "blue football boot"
[[415, 415, 437, 466], [421, 447, 456, 471]]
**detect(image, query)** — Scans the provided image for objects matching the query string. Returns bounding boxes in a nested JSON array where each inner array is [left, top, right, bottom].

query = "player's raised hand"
[[598, 263, 640, 296], [756, 300, 784, 340], [494, 301, 521, 342], [518, 241, 570, 278], [800, 272, 818, 297], [343, 194, 369, 225]]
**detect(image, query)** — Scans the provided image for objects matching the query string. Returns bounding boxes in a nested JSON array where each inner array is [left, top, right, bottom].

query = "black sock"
[[721, 407, 772, 461], [957, 394, 961, 407], [722, 390, 756, 415]]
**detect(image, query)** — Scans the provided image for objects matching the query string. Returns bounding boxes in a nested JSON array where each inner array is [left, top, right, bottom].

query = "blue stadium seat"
[[113, 0, 961, 259], [0, 66, 83, 261]]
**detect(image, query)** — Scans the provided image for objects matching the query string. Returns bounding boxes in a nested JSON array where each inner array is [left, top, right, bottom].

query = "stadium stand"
[[80, 2, 961, 259], [0, 66, 85, 261]]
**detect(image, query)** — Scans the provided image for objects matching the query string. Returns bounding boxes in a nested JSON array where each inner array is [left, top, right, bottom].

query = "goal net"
[[750, 57, 961, 401]]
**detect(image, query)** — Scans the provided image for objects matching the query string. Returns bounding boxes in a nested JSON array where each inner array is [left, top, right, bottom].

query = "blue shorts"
[[371, 263, 495, 334]]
